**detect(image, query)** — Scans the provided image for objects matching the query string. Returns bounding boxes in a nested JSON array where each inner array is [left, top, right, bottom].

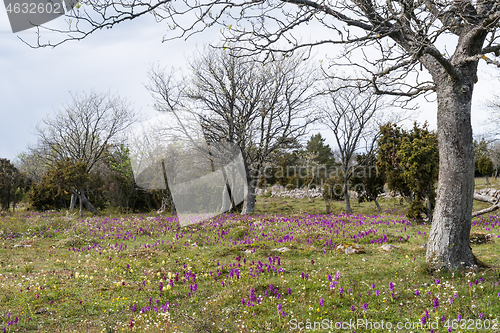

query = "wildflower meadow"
[[0, 196, 500, 332]]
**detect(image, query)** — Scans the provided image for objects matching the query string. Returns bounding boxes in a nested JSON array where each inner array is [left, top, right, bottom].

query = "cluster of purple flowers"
[[2, 313, 19, 331]]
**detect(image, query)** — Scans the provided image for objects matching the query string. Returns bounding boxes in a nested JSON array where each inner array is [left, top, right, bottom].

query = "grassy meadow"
[[1, 180, 500, 332]]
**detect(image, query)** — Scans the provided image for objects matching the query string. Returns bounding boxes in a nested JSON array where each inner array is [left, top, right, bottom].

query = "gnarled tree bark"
[[426, 60, 479, 270], [412, 8, 494, 269]]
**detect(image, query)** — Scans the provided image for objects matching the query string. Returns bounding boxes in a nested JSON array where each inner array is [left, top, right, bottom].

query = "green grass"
[[475, 177, 500, 190], [0, 183, 499, 332], [256, 192, 495, 216], [255, 195, 408, 216]]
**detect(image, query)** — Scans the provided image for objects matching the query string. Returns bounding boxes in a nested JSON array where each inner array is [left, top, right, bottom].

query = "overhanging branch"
[[283, 0, 374, 31]]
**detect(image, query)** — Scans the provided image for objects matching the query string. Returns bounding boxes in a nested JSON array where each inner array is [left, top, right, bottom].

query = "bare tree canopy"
[[31, 91, 138, 215], [29, 0, 500, 270], [32, 91, 137, 173], [15, 151, 47, 184], [320, 81, 384, 214], [483, 93, 500, 141], [146, 47, 317, 214], [30, 0, 500, 72]]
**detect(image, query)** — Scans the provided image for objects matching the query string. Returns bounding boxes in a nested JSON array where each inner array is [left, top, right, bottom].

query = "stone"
[[336, 243, 365, 254], [34, 308, 47, 314], [345, 246, 366, 254], [381, 244, 397, 251], [470, 233, 494, 245], [272, 247, 290, 253]]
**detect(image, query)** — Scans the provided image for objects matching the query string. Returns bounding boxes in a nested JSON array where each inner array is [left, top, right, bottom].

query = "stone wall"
[[255, 186, 324, 199]]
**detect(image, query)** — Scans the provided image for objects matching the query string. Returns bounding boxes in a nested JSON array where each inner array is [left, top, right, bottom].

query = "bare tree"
[[15, 151, 47, 184], [320, 82, 383, 214], [28, 0, 500, 270], [295, 150, 320, 200], [489, 142, 500, 179], [147, 48, 317, 214], [31, 91, 137, 215], [128, 118, 185, 215], [484, 93, 500, 142]]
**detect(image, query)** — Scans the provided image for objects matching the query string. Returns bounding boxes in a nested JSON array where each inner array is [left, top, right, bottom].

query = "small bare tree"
[[295, 150, 320, 200], [489, 142, 500, 179], [320, 82, 383, 214], [31, 91, 137, 215], [128, 118, 185, 215], [15, 151, 47, 184], [484, 93, 500, 142]]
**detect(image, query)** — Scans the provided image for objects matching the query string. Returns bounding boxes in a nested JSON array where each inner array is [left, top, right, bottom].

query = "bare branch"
[[472, 204, 500, 217], [31, 91, 138, 173], [422, 46, 461, 81]]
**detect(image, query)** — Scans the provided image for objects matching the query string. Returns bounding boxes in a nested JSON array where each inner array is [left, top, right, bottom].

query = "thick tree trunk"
[[82, 192, 98, 214], [343, 170, 352, 214], [158, 192, 175, 215], [425, 193, 433, 223], [79, 192, 83, 217], [323, 181, 332, 214], [159, 196, 168, 213], [221, 184, 230, 212], [241, 161, 258, 215], [241, 180, 256, 214], [158, 160, 176, 215], [79, 188, 98, 216], [426, 77, 476, 271], [325, 198, 331, 214], [306, 173, 315, 199], [70, 193, 77, 210], [220, 165, 237, 213]]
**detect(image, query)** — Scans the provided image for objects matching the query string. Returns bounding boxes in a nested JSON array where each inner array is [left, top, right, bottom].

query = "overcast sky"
[[1, 7, 499, 163]]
